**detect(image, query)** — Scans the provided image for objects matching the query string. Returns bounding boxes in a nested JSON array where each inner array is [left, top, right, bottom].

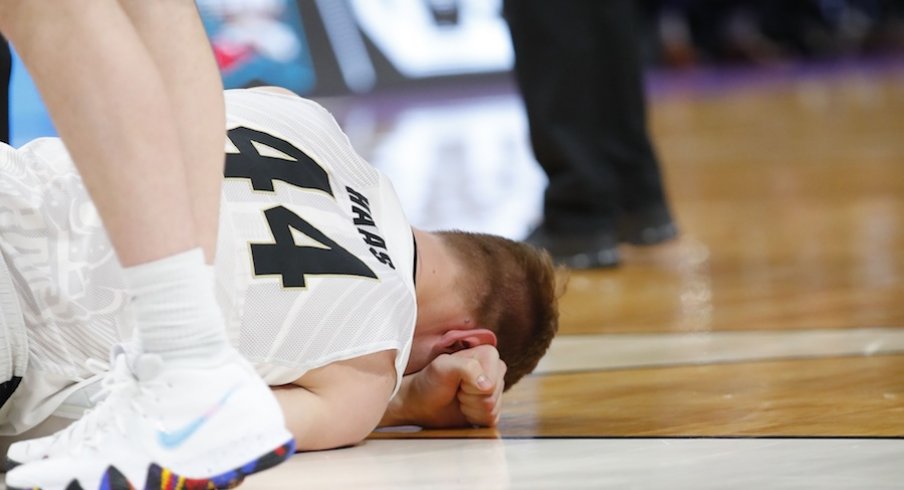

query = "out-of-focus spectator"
[[506, 0, 678, 269], [648, 0, 904, 67]]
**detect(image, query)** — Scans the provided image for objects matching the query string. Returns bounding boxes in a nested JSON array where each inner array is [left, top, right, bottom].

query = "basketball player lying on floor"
[[0, 87, 559, 464]]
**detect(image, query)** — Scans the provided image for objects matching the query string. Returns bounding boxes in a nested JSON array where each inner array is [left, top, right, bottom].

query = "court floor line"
[[535, 326, 904, 374], [374, 434, 904, 441], [496, 435, 904, 440], [240, 438, 904, 489]]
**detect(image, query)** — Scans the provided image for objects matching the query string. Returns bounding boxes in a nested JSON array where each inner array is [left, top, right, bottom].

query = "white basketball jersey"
[[0, 89, 417, 435], [0, 137, 131, 435], [217, 89, 417, 387]]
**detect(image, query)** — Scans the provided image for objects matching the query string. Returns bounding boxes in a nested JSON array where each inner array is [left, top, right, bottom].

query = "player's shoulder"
[[226, 86, 314, 108], [246, 86, 301, 98], [225, 87, 339, 128]]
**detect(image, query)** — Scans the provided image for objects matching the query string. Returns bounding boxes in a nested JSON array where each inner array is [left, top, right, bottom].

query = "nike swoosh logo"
[[157, 386, 240, 450]]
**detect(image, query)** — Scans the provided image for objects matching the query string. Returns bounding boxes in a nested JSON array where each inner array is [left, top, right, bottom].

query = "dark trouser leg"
[[505, 0, 672, 238], [0, 34, 10, 144]]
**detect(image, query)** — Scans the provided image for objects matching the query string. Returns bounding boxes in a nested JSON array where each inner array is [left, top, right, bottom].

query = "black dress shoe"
[[618, 206, 679, 245], [525, 225, 620, 269]]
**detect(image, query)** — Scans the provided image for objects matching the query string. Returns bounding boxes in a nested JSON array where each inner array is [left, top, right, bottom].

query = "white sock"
[[122, 248, 230, 364]]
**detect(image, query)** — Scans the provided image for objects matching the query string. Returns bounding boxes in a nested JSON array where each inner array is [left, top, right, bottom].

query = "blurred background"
[[5, 2, 904, 485], [11, 0, 904, 129], [10, 0, 903, 238]]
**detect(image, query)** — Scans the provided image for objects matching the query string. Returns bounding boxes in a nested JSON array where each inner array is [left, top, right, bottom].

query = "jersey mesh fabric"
[[0, 140, 126, 434], [0, 140, 126, 381], [218, 89, 417, 390], [0, 90, 417, 434]]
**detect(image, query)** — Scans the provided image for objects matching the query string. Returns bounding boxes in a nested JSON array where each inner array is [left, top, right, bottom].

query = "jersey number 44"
[[224, 126, 377, 288]]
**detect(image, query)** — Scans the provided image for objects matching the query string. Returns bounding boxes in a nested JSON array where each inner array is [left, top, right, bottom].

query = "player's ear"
[[439, 328, 497, 354]]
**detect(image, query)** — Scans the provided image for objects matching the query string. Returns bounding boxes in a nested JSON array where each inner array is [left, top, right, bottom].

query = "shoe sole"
[[7, 438, 296, 490]]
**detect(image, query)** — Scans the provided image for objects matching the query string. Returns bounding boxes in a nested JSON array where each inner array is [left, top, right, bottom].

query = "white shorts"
[[0, 255, 27, 411], [0, 140, 127, 435]]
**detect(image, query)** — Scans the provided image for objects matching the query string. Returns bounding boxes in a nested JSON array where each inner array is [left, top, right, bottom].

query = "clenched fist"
[[381, 344, 507, 429]]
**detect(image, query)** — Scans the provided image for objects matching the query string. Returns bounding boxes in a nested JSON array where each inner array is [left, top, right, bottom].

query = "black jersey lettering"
[[346, 186, 370, 208], [252, 206, 377, 288], [346, 186, 396, 270], [225, 126, 332, 196], [370, 249, 395, 269], [224, 128, 380, 286], [351, 206, 376, 227], [359, 229, 387, 249]]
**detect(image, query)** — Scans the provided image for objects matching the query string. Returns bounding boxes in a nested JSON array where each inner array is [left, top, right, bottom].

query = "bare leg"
[[118, 0, 225, 263], [0, 0, 229, 360], [0, 2, 293, 486], [0, 0, 196, 267]]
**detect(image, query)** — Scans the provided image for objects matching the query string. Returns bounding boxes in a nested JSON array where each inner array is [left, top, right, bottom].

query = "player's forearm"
[[377, 373, 431, 428], [272, 350, 397, 449], [378, 389, 413, 427], [272, 386, 380, 451]]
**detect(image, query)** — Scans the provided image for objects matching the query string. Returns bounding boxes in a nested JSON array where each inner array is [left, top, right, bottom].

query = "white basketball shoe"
[[5, 348, 295, 489], [7, 357, 112, 471]]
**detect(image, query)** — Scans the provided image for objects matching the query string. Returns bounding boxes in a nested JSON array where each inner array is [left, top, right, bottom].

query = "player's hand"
[[388, 344, 507, 429]]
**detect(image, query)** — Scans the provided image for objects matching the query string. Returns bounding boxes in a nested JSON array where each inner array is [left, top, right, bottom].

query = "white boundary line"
[[535, 327, 904, 374]]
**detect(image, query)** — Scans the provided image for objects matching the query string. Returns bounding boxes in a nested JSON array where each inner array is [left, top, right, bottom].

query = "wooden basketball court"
[[4, 62, 895, 489], [240, 63, 904, 488]]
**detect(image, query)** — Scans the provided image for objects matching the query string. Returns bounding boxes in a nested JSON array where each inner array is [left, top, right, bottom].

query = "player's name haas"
[[346, 185, 395, 270]]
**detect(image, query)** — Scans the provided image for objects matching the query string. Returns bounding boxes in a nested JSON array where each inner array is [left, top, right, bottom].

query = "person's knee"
[[0, 1, 50, 39], [0, 1, 23, 34]]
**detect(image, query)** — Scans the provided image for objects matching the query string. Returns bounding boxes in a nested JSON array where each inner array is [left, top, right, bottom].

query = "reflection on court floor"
[[312, 62, 904, 488], [3, 61, 902, 488], [247, 438, 904, 489]]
